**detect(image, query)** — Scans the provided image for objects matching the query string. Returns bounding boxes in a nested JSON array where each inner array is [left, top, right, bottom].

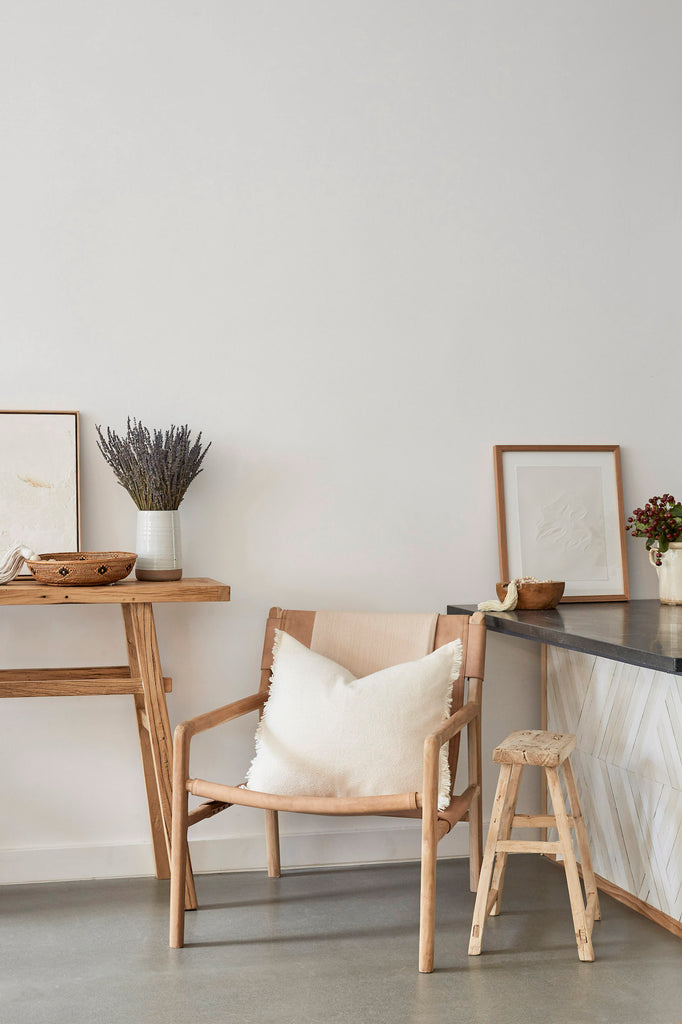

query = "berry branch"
[[625, 494, 682, 565]]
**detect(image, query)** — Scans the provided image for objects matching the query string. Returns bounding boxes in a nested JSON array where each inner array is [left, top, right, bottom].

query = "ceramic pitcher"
[[649, 542, 682, 605]]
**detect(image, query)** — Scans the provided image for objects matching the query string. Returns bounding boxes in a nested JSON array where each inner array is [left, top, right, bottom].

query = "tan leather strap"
[[310, 611, 438, 677]]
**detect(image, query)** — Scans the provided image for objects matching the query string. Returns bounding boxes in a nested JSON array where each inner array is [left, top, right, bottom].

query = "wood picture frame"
[[0, 410, 81, 555], [493, 445, 629, 603]]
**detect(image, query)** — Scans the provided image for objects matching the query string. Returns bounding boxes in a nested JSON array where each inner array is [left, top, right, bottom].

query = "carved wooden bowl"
[[496, 580, 565, 610], [26, 552, 137, 586]]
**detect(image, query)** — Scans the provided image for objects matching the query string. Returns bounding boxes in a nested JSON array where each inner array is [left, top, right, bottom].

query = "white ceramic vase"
[[649, 541, 682, 605], [135, 510, 182, 581]]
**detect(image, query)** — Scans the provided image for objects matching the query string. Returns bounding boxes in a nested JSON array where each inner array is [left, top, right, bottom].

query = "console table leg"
[[133, 692, 171, 878], [123, 604, 197, 909]]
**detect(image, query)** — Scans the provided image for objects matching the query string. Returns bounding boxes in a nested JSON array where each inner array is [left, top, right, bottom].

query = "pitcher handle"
[[649, 547, 661, 568]]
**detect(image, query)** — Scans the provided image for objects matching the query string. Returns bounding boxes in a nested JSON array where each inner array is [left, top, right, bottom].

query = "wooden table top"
[[0, 577, 230, 606]]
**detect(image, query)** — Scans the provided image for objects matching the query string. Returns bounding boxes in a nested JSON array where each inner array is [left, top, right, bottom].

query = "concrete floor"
[[1, 855, 680, 1024]]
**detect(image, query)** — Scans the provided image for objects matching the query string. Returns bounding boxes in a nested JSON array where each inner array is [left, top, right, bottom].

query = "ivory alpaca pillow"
[[245, 630, 463, 811]]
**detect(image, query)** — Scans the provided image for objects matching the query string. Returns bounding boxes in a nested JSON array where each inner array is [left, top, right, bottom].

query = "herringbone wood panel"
[[547, 646, 682, 922]]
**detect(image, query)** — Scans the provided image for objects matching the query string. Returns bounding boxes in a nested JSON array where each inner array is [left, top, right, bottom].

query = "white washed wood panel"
[[547, 646, 682, 922]]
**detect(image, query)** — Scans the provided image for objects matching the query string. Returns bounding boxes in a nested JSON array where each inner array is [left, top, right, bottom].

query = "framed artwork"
[[0, 411, 80, 555], [494, 445, 629, 602]]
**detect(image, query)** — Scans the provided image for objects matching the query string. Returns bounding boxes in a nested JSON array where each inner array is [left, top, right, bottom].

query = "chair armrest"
[[421, 700, 482, 821], [176, 691, 266, 742], [173, 692, 267, 789], [426, 699, 480, 750]]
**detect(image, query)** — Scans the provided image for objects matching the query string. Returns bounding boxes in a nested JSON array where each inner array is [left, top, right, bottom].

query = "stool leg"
[[468, 762, 512, 955], [488, 763, 523, 916], [562, 759, 601, 923], [545, 767, 594, 962]]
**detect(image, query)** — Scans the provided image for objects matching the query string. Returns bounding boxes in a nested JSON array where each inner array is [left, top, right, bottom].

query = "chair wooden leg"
[[546, 767, 594, 962], [468, 786, 483, 894], [418, 806, 438, 973], [469, 762, 513, 955], [169, 726, 191, 949], [169, 785, 189, 947], [562, 759, 601, 922], [467, 713, 483, 892], [488, 763, 523, 916], [419, 736, 441, 973], [265, 809, 281, 878]]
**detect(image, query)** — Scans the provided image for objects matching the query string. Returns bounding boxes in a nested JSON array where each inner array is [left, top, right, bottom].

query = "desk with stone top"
[[447, 599, 682, 937]]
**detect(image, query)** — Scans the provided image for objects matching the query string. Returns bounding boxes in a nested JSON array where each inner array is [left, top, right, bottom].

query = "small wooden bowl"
[[26, 552, 137, 587], [496, 580, 565, 610]]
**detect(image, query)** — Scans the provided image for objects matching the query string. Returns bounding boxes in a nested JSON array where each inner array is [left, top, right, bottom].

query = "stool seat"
[[469, 728, 600, 962], [493, 729, 576, 767]]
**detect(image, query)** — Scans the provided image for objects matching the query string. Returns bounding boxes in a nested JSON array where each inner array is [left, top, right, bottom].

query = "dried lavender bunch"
[[96, 419, 211, 510]]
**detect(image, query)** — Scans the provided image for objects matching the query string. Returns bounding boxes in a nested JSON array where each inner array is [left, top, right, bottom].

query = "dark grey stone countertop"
[[446, 599, 682, 674]]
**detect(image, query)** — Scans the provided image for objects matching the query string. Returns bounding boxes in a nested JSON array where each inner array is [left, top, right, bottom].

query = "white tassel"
[[0, 544, 40, 585], [478, 579, 520, 612]]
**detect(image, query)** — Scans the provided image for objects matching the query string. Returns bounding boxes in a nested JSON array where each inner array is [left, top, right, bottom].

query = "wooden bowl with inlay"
[[496, 580, 565, 610], [26, 552, 137, 586]]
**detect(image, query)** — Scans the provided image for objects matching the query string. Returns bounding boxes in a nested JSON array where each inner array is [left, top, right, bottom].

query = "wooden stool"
[[468, 729, 600, 962]]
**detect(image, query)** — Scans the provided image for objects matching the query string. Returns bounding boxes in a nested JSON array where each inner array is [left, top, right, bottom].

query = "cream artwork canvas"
[[0, 411, 80, 554]]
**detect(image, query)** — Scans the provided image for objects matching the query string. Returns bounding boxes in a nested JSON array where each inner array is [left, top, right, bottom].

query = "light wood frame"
[[0, 409, 81, 554], [493, 444, 629, 602], [169, 608, 487, 974]]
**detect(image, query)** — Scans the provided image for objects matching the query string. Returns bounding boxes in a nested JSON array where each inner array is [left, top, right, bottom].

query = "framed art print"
[[0, 410, 80, 554], [494, 445, 629, 602]]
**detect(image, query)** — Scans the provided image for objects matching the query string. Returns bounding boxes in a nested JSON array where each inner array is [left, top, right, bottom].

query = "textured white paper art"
[[0, 414, 78, 552], [516, 465, 608, 581]]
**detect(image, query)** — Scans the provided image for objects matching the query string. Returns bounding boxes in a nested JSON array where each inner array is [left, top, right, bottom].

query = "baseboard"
[[0, 820, 477, 885], [544, 854, 682, 939], [0, 840, 158, 885]]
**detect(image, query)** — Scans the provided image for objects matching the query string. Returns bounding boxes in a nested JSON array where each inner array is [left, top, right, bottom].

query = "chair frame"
[[169, 608, 486, 973]]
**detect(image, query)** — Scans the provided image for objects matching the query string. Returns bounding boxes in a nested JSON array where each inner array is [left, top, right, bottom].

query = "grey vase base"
[[135, 568, 183, 582]]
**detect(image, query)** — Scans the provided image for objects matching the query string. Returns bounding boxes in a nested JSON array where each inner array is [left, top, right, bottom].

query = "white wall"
[[1, 1, 680, 882]]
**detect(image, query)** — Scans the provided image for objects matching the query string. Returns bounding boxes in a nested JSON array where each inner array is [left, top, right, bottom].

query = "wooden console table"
[[0, 576, 230, 908], [448, 600, 682, 939]]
